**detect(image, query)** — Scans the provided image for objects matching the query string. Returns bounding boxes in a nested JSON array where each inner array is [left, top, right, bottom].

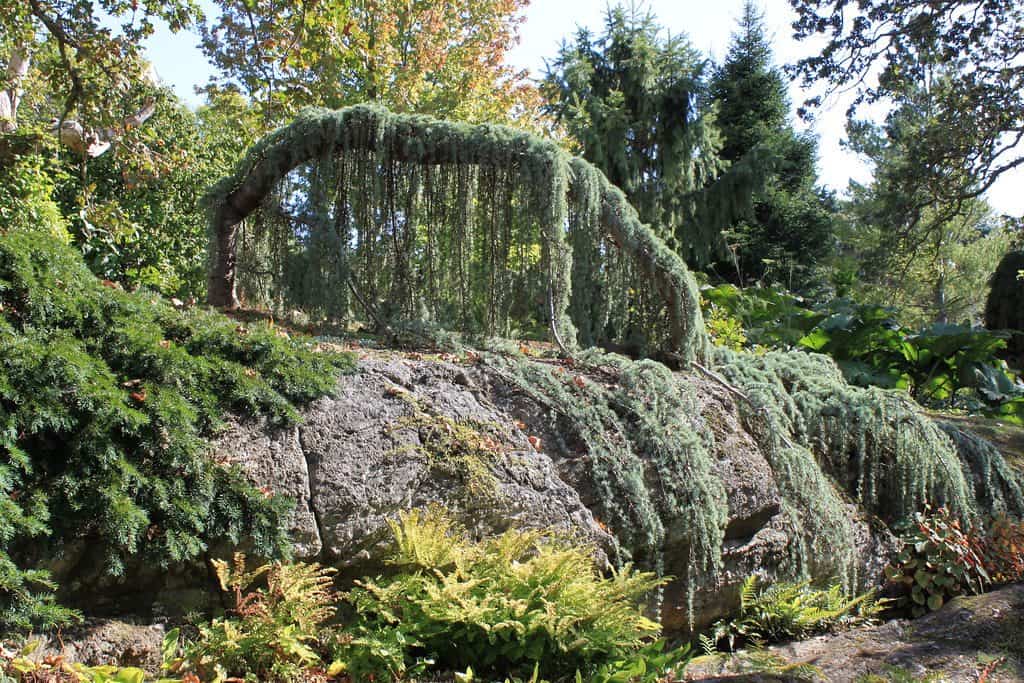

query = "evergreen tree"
[[542, 4, 764, 267], [709, 0, 836, 291]]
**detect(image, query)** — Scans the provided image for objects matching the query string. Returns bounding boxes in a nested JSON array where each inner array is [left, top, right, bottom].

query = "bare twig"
[[691, 360, 799, 451], [346, 275, 395, 340]]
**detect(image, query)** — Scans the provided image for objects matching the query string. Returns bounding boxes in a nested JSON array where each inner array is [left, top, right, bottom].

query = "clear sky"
[[141, 0, 1023, 216]]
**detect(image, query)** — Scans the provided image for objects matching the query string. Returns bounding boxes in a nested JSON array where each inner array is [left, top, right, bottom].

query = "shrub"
[[702, 283, 1024, 422], [335, 507, 683, 681], [706, 576, 884, 652], [984, 250, 1024, 363], [160, 511, 688, 682], [0, 166, 353, 629], [169, 555, 337, 682], [702, 296, 748, 351], [884, 507, 990, 616]]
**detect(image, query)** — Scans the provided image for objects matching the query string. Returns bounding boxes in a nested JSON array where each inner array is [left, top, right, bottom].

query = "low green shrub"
[[0, 163, 353, 629], [337, 507, 683, 681], [884, 507, 990, 616], [161, 510, 688, 682], [706, 576, 884, 651]]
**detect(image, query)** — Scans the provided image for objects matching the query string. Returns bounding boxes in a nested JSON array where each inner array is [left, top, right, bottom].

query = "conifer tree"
[[542, 5, 763, 267], [709, 0, 835, 291]]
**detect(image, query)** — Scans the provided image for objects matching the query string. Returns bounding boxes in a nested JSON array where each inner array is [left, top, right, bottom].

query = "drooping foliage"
[[484, 349, 729, 621], [714, 349, 1024, 524], [541, 5, 768, 267], [702, 283, 1024, 423], [207, 104, 708, 364], [0, 151, 352, 629], [472, 342, 1023, 631]]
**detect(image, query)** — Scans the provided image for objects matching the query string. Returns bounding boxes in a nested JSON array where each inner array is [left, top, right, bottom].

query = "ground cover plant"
[[704, 576, 884, 652], [0, 154, 353, 629], [884, 507, 1024, 617], [161, 507, 688, 683]]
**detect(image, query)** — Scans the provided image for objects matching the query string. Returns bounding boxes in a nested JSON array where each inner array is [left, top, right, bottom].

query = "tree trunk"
[[0, 48, 31, 133], [54, 99, 156, 157], [934, 269, 948, 325]]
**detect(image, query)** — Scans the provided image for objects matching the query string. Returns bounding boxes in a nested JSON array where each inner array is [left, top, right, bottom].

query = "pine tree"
[[711, 2, 787, 164], [542, 5, 763, 267], [709, 1, 836, 291]]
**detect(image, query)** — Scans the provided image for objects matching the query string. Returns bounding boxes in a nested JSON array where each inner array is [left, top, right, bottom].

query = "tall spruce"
[[542, 5, 764, 267], [709, 1, 835, 291]]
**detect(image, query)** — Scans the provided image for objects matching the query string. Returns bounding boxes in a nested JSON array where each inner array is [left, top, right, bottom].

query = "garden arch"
[[206, 105, 707, 363]]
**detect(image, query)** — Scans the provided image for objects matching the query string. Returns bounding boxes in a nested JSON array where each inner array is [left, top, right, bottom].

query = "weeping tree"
[[202, 107, 1024, 630], [206, 105, 708, 364]]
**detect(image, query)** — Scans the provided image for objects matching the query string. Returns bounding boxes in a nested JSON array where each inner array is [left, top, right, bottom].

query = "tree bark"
[[0, 48, 31, 133], [52, 98, 156, 157]]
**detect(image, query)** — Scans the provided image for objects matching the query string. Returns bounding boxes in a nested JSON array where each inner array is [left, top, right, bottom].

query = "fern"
[[711, 576, 885, 651], [173, 555, 338, 682], [337, 507, 675, 680]]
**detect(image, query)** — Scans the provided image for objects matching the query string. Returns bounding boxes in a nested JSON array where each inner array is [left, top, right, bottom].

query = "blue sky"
[[141, 0, 1023, 215]]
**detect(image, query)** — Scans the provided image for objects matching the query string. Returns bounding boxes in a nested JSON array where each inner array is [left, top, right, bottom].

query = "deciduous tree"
[[200, 0, 542, 128], [0, 0, 202, 152], [790, 0, 1024, 236]]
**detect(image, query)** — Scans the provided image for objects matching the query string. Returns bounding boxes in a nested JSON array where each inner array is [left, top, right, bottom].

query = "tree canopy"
[[790, 0, 1024, 228], [542, 6, 729, 264], [200, 0, 543, 128], [709, 1, 836, 291], [1, 0, 201, 148]]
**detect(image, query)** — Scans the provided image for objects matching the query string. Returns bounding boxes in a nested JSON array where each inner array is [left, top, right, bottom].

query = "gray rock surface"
[[31, 619, 170, 674], [227, 358, 616, 575], [216, 353, 894, 633], [685, 582, 1024, 682]]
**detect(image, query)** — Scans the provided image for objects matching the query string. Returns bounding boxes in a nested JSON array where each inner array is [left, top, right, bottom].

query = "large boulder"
[[215, 353, 895, 633], [223, 357, 616, 572], [66, 349, 1022, 633]]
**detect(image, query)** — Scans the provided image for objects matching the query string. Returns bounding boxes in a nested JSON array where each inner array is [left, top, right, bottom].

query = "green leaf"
[[161, 627, 179, 669]]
